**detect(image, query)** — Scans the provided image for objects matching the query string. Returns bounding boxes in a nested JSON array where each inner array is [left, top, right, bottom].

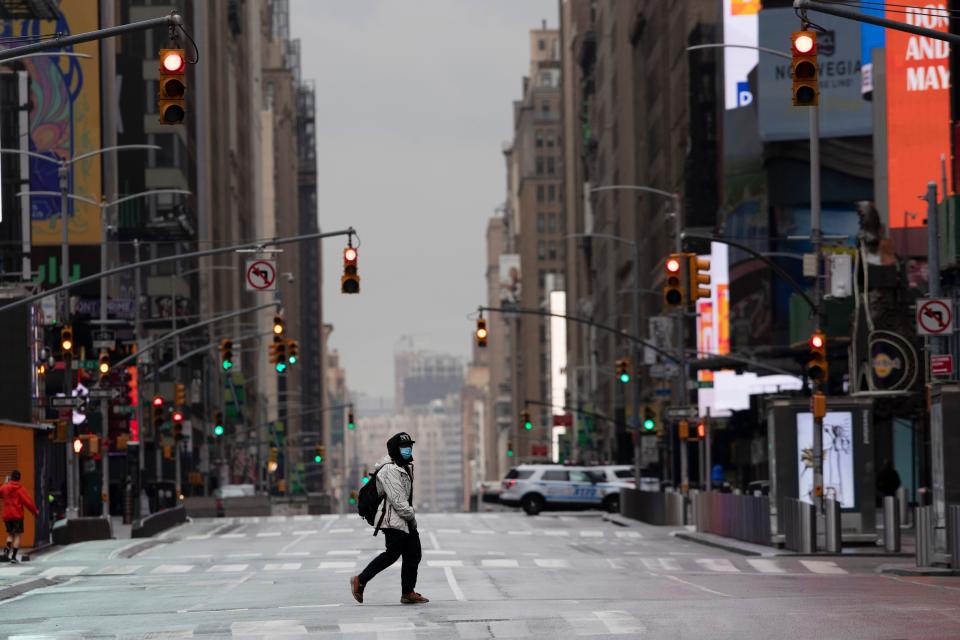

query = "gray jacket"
[[374, 455, 415, 533]]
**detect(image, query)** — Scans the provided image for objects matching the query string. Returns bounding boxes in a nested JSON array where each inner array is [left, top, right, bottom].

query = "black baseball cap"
[[391, 432, 415, 445]]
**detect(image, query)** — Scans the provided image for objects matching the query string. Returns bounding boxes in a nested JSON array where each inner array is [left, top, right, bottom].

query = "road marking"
[[220, 533, 246, 539], [580, 530, 604, 537], [424, 549, 456, 555], [95, 564, 141, 575], [595, 610, 646, 635], [232, 620, 307, 634], [437, 528, 461, 534], [186, 535, 210, 540], [151, 564, 194, 574], [329, 528, 353, 534], [481, 558, 519, 568], [278, 551, 310, 557], [39, 566, 85, 577], [207, 564, 248, 573], [293, 530, 318, 535], [800, 560, 847, 574], [279, 603, 341, 609], [428, 531, 441, 550], [444, 566, 466, 601], [471, 529, 495, 535], [696, 558, 740, 573], [606, 558, 623, 570], [327, 550, 361, 556], [661, 574, 734, 598], [615, 531, 642, 539], [228, 553, 262, 558], [543, 529, 568, 536], [256, 531, 281, 538], [339, 621, 416, 633], [0, 566, 33, 576], [747, 559, 785, 574], [508, 530, 533, 536], [264, 563, 302, 571], [641, 558, 680, 572], [319, 561, 357, 569], [428, 560, 463, 567], [293, 515, 314, 521], [535, 558, 569, 568]]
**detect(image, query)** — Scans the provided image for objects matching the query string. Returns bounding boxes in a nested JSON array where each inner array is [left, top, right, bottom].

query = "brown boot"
[[400, 591, 429, 604], [350, 575, 365, 603]]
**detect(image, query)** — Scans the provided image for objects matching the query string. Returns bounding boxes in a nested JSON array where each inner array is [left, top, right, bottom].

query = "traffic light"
[[98, 351, 110, 380], [314, 444, 325, 463], [506, 441, 514, 457], [72, 437, 83, 454], [272, 315, 284, 336], [521, 410, 532, 431], [475, 318, 488, 348], [664, 254, 687, 308], [60, 325, 74, 357], [642, 405, 657, 433], [678, 419, 690, 441], [807, 331, 828, 383], [273, 336, 287, 373], [791, 31, 818, 107], [341, 247, 360, 294], [348, 490, 358, 505], [174, 383, 186, 407], [689, 254, 711, 302], [213, 411, 224, 437], [152, 395, 165, 432], [268, 447, 278, 473], [347, 410, 355, 430], [172, 409, 184, 440], [690, 422, 704, 441], [286, 339, 298, 365], [158, 48, 186, 124], [220, 339, 233, 371], [616, 358, 631, 384]]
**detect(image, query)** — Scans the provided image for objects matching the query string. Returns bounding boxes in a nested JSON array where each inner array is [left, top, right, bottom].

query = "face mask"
[[399, 447, 413, 461]]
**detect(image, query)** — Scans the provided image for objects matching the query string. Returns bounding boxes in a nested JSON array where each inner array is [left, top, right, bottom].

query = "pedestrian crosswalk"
[[177, 523, 641, 541], [0, 555, 854, 579]]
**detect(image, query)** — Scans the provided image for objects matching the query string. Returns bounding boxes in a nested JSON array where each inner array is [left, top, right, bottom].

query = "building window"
[[538, 38, 546, 51], [537, 241, 546, 260], [536, 157, 544, 175], [546, 157, 555, 175], [547, 185, 556, 202], [537, 213, 545, 233], [535, 130, 544, 148], [539, 323, 546, 344], [537, 185, 545, 203], [538, 269, 546, 289], [546, 134, 555, 148], [548, 241, 557, 260], [548, 213, 557, 233], [541, 102, 550, 115]]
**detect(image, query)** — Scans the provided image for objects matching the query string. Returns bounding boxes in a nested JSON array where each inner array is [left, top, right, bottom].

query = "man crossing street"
[[350, 432, 428, 604], [0, 470, 39, 564]]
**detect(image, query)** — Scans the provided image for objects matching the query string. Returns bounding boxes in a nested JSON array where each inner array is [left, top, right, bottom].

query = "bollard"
[[883, 495, 901, 552], [896, 486, 909, 527], [948, 504, 960, 570], [825, 498, 842, 553], [799, 500, 815, 554], [916, 505, 934, 567]]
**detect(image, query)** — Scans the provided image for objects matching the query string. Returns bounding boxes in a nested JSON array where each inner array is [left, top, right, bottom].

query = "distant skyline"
[[290, 0, 557, 397]]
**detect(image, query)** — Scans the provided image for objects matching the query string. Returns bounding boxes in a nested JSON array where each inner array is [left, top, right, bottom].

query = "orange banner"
[[885, 6, 951, 228]]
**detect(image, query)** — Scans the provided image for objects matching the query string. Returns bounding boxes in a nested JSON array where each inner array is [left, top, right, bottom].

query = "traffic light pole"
[[810, 105, 825, 525]]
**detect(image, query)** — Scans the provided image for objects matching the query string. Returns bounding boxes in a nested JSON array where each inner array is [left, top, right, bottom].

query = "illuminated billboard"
[[697, 243, 730, 417], [885, 6, 950, 229], [723, 0, 759, 110], [797, 411, 855, 508]]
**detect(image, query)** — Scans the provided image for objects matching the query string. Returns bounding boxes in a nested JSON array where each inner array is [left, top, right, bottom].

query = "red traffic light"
[[809, 334, 825, 349], [152, 395, 164, 407], [73, 438, 83, 454], [666, 258, 681, 273], [697, 423, 706, 439], [172, 410, 184, 423], [344, 247, 358, 263], [793, 33, 815, 55], [161, 50, 185, 72]]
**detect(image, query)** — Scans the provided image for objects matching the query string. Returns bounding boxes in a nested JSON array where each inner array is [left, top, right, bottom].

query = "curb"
[[0, 577, 58, 602], [877, 564, 959, 577], [673, 531, 769, 556]]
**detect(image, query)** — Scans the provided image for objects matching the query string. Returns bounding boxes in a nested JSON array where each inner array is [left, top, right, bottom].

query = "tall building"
[[501, 22, 564, 463]]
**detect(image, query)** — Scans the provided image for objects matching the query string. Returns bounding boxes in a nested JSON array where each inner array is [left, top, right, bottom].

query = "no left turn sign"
[[245, 259, 277, 292], [917, 298, 954, 335]]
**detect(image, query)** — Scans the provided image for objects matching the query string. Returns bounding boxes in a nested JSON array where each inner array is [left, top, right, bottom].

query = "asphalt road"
[[1, 511, 959, 639]]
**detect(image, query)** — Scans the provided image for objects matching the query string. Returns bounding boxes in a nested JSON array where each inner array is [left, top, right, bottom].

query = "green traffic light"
[[619, 373, 630, 384], [643, 419, 655, 432], [276, 362, 287, 373], [222, 360, 233, 371], [214, 425, 224, 436], [524, 421, 532, 431], [361, 476, 370, 485], [288, 355, 297, 365], [314, 454, 322, 463], [506, 449, 514, 457], [348, 498, 357, 505], [348, 422, 355, 430]]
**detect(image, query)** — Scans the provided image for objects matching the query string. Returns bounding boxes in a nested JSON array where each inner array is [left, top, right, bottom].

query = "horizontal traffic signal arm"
[[522, 398, 619, 426], [0, 227, 359, 316], [794, 1, 960, 47]]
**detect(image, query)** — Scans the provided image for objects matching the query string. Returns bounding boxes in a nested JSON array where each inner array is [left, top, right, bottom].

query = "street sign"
[[654, 388, 672, 397], [88, 387, 120, 400], [49, 396, 81, 408], [245, 259, 277, 292], [666, 406, 698, 419], [931, 354, 953, 377], [92, 330, 116, 350], [917, 298, 954, 335], [649, 364, 679, 379]]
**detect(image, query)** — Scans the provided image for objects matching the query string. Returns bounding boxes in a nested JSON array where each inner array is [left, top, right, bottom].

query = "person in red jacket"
[[0, 470, 39, 564]]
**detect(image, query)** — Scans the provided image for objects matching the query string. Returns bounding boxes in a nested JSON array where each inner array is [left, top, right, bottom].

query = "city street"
[[1, 512, 958, 639]]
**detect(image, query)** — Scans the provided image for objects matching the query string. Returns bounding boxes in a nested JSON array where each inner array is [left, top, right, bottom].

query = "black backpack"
[[357, 467, 387, 535]]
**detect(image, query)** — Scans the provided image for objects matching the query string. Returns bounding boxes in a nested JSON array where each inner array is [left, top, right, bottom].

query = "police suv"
[[499, 464, 629, 515]]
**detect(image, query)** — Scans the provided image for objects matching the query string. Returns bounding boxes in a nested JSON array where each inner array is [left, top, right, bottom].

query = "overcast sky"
[[290, 0, 556, 399]]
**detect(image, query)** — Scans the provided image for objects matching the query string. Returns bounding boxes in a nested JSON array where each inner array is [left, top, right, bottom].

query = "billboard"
[[0, 1, 102, 245], [723, 0, 760, 109], [498, 254, 521, 306], [697, 243, 730, 417], [885, 6, 950, 229], [797, 411, 855, 508], [758, 8, 871, 141]]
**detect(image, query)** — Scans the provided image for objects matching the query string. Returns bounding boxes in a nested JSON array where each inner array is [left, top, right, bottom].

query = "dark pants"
[[358, 528, 421, 594]]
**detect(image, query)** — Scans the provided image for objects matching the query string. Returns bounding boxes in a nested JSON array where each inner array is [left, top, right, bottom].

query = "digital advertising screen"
[[796, 411, 856, 508]]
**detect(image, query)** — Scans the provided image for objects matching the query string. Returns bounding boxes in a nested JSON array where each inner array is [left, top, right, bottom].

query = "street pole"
[[810, 105, 825, 530], [99, 199, 110, 519], [632, 244, 643, 485], [59, 162, 78, 519], [133, 239, 148, 517], [674, 194, 689, 494], [926, 181, 948, 553]]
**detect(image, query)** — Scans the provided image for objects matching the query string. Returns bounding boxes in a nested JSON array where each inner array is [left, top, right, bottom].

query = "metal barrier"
[[916, 505, 934, 567], [948, 504, 960, 570], [825, 498, 842, 553], [620, 488, 685, 526], [692, 492, 771, 546], [132, 505, 187, 538], [883, 495, 901, 552], [783, 497, 815, 553]]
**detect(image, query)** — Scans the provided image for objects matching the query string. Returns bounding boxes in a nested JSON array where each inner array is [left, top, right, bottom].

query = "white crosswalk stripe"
[[615, 531, 642, 539], [95, 564, 142, 575], [232, 620, 307, 635], [0, 566, 33, 576], [595, 610, 646, 635], [264, 563, 301, 571], [39, 566, 86, 577], [292, 529, 318, 535], [641, 558, 680, 572], [328, 528, 353, 534], [696, 558, 740, 573], [579, 530, 604, 537], [427, 559, 464, 567], [800, 560, 847, 574], [471, 529, 495, 535], [508, 530, 533, 535], [543, 529, 569, 536], [424, 549, 457, 555], [747, 559, 785, 573], [220, 533, 246, 539], [327, 549, 361, 555], [437, 528, 461, 534], [319, 561, 356, 569], [482, 558, 519, 568], [255, 531, 281, 537], [534, 558, 570, 568], [151, 564, 194, 574], [207, 564, 248, 573]]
